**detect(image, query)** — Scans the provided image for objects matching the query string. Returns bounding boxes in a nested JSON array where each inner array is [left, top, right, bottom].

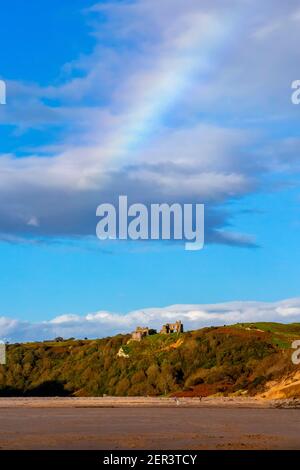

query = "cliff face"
[[260, 370, 300, 399], [0, 322, 299, 398]]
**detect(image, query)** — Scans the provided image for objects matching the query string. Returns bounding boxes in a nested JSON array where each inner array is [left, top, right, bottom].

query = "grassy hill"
[[1, 322, 300, 397]]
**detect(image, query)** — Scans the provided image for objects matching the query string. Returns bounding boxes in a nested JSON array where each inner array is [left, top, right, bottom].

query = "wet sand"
[[0, 397, 299, 449]]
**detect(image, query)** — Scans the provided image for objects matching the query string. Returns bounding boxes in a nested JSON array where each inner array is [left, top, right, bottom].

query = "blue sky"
[[0, 0, 300, 341]]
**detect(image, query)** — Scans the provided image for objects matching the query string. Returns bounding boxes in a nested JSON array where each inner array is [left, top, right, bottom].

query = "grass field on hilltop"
[[233, 322, 300, 349]]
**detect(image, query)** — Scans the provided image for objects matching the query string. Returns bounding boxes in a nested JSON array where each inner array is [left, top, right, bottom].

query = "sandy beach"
[[0, 396, 298, 408], [0, 397, 299, 450]]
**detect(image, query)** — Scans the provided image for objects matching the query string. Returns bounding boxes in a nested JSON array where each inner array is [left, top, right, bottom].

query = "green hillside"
[[0, 322, 300, 397]]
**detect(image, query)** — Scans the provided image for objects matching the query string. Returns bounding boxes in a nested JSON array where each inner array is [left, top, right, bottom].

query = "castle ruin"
[[160, 320, 183, 334], [131, 321, 183, 341], [131, 326, 157, 341]]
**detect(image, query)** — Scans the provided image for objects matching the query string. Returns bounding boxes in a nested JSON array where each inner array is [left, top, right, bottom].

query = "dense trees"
[[0, 323, 298, 397]]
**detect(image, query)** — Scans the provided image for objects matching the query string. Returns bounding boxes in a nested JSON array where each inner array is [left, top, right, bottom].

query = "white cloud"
[[1, 297, 300, 343]]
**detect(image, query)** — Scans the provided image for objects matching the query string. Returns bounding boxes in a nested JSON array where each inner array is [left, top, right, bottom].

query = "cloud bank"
[[1, 0, 300, 247], [1, 297, 300, 343]]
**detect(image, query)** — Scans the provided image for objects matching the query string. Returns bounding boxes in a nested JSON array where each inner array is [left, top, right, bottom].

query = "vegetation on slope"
[[0, 323, 299, 397]]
